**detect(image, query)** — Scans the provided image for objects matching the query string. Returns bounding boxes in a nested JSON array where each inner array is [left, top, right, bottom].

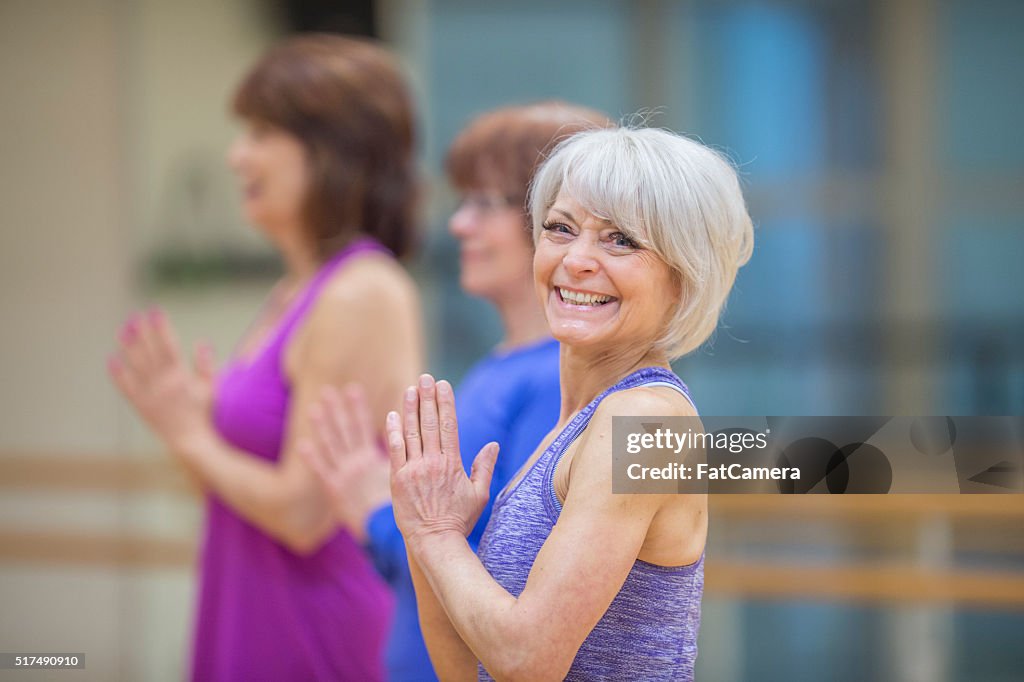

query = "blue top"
[[476, 366, 704, 681], [364, 338, 561, 681]]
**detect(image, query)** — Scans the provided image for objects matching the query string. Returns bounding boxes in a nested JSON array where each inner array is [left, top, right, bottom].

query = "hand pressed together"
[[300, 384, 391, 542], [107, 307, 217, 461], [386, 374, 499, 549]]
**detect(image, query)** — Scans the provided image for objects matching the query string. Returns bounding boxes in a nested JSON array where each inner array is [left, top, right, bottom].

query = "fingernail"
[[419, 374, 431, 389], [405, 387, 417, 401]]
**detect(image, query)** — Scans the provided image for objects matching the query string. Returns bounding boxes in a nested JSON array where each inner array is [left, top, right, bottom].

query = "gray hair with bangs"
[[529, 126, 754, 359]]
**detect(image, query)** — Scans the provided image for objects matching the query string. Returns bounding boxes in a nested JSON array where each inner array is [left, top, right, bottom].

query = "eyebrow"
[[550, 206, 578, 224], [549, 205, 614, 226]]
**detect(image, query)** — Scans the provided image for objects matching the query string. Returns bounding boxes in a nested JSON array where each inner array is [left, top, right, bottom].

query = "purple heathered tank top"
[[476, 366, 704, 681], [192, 237, 394, 682]]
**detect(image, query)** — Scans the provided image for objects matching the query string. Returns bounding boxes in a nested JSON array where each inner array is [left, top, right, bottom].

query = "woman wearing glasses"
[[302, 102, 609, 680]]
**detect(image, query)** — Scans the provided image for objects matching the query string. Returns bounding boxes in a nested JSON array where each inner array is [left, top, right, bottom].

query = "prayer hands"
[[385, 374, 498, 548], [300, 384, 391, 542], [108, 307, 217, 461]]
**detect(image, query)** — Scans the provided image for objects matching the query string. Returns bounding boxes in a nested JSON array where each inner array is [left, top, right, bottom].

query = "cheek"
[[533, 242, 556, 288], [504, 235, 534, 275], [269, 140, 312, 198]]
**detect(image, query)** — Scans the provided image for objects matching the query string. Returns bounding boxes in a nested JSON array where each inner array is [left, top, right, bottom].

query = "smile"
[[557, 287, 616, 306]]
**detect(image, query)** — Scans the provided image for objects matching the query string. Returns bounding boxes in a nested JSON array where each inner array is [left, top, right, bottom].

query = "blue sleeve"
[[465, 378, 560, 552], [363, 503, 410, 587], [464, 417, 512, 553], [502, 379, 561, 479]]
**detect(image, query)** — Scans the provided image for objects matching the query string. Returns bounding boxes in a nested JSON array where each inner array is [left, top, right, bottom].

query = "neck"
[[493, 280, 552, 351], [558, 342, 670, 421], [272, 224, 321, 284]]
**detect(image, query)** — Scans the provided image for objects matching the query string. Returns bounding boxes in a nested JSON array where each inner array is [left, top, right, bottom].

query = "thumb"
[[469, 442, 499, 499], [194, 341, 216, 382]]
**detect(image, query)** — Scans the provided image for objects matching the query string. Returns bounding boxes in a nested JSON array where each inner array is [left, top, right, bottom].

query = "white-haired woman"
[[320, 126, 753, 680]]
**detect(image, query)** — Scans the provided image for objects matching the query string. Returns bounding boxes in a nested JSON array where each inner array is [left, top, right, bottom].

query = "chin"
[[461, 273, 496, 299], [547, 322, 604, 349], [242, 205, 269, 228]]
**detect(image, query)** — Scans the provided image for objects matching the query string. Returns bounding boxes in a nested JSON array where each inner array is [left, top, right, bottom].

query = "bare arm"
[[111, 256, 422, 554], [302, 378, 478, 678], [409, 549, 480, 681], [389, 377, 698, 680]]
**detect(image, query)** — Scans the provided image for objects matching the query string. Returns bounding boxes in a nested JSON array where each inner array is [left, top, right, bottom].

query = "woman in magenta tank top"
[[108, 35, 422, 680], [369, 127, 755, 679]]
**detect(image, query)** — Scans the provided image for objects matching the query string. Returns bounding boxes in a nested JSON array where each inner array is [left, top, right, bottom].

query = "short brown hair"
[[233, 34, 417, 259], [445, 101, 612, 213]]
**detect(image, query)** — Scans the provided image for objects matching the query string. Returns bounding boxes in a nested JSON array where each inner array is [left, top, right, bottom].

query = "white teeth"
[[558, 287, 612, 306]]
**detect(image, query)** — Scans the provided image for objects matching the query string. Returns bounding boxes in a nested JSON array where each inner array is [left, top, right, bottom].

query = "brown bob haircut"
[[445, 101, 612, 216], [233, 34, 417, 259]]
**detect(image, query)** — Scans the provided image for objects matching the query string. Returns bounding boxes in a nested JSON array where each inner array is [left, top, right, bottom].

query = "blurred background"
[[1, 0, 1022, 680]]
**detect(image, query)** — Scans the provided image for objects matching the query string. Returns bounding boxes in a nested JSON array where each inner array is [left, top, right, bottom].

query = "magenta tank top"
[[192, 237, 394, 682]]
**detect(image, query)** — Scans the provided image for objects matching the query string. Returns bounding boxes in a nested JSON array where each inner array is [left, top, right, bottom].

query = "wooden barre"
[[705, 559, 1024, 609], [3, 455, 1023, 520], [0, 529, 1021, 609], [0, 454, 194, 495], [709, 494, 1024, 519]]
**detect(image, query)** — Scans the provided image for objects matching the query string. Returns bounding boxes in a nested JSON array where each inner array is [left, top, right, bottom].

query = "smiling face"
[[449, 191, 534, 303], [227, 121, 310, 236], [534, 192, 680, 354]]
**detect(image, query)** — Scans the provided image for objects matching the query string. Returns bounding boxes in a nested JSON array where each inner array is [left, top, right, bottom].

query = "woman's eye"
[[542, 221, 573, 235], [610, 233, 639, 249]]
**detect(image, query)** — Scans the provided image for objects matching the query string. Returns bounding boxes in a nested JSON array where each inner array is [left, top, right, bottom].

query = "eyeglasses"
[[457, 192, 519, 213]]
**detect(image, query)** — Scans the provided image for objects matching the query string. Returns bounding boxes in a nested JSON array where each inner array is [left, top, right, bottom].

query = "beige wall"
[[0, 2, 278, 680]]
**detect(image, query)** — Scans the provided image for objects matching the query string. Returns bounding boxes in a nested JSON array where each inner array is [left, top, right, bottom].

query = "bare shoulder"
[[566, 382, 698, 483], [316, 252, 419, 315], [288, 252, 421, 373], [594, 383, 698, 422]]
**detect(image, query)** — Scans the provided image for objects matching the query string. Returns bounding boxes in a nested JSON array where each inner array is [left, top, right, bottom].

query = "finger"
[[435, 380, 461, 461], [470, 442, 500, 500], [147, 307, 182, 365], [311, 387, 348, 462], [134, 311, 164, 366], [297, 438, 334, 488], [343, 383, 376, 452], [194, 341, 216, 382], [417, 374, 441, 457], [402, 385, 422, 461], [107, 355, 138, 400], [118, 315, 150, 372], [309, 402, 343, 474], [386, 410, 407, 473], [322, 385, 356, 456]]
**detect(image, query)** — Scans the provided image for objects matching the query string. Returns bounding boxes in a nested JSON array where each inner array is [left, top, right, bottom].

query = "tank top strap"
[[542, 366, 695, 516], [554, 366, 693, 451], [265, 237, 390, 353]]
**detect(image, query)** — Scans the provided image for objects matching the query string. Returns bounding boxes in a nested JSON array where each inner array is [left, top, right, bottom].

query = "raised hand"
[[300, 384, 391, 541], [107, 307, 217, 459], [385, 374, 498, 547]]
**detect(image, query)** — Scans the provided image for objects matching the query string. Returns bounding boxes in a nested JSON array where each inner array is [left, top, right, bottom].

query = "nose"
[[562, 234, 601, 277], [448, 203, 477, 239]]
